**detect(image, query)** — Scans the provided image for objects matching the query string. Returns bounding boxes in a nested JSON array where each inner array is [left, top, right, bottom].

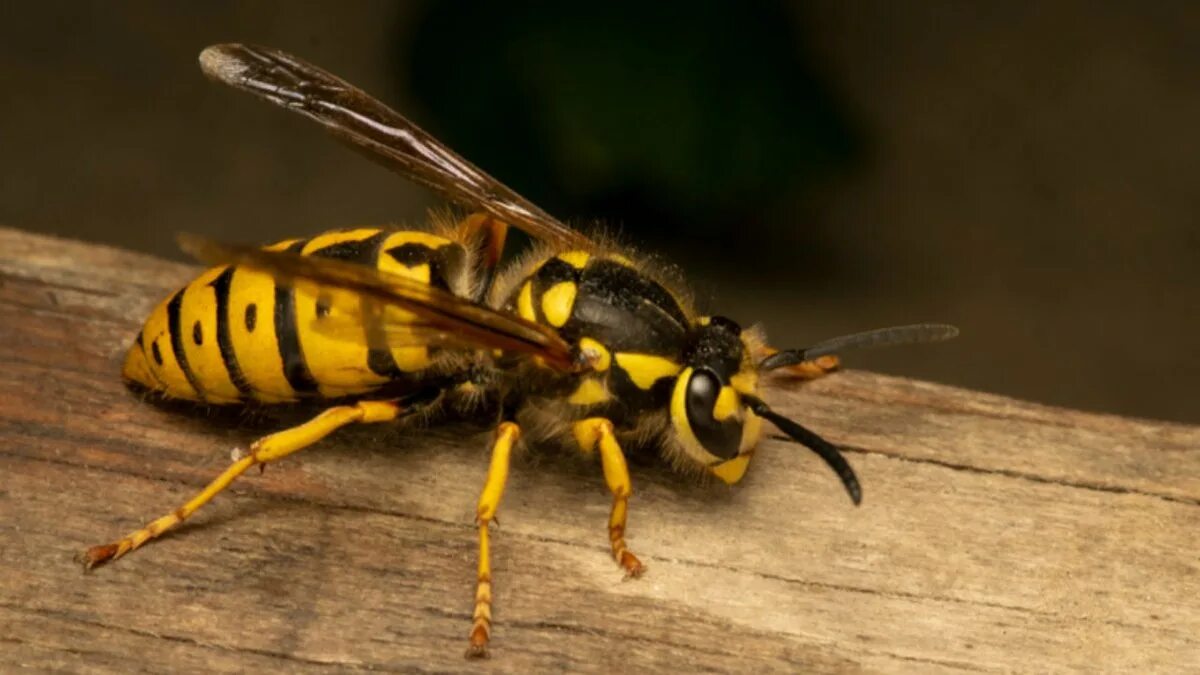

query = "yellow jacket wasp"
[[82, 44, 958, 657]]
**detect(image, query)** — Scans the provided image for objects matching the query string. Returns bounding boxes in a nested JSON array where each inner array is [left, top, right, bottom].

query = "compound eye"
[[685, 368, 742, 460]]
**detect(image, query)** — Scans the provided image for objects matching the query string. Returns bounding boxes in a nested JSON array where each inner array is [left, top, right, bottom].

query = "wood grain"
[[0, 226, 1196, 673]]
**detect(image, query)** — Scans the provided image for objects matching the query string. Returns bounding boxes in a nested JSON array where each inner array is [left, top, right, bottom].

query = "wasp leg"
[[466, 421, 520, 659], [762, 347, 841, 380], [572, 418, 645, 578], [455, 212, 509, 303], [81, 399, 406, 569]]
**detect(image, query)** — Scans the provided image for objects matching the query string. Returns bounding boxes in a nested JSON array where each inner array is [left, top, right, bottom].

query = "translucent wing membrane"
[[178, 234, 577, 370], [760, 323, 959, 371], [199, 44, 591, 250], [303, 294, 497, 353]]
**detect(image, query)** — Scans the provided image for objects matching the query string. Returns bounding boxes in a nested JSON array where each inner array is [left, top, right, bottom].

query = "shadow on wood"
[[0, 227, 1196, 673]]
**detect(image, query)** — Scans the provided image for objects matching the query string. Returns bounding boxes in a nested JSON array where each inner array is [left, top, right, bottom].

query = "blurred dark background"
[[1, 2, 1197, 424]]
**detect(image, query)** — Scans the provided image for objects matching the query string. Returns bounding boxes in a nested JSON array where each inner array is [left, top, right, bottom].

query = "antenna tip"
[[846, 480, 863, 506]]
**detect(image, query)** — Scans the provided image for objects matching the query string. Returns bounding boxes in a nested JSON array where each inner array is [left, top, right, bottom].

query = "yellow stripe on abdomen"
[[138, 296, 201, 401], [372, 230, 461, 373], [225, 266, 298, 402], [175, 266, 241, 404], [295, 230, 391, 397]]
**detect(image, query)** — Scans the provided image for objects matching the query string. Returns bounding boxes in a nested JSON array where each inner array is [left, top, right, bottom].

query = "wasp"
[[82, 44, 958, 657]]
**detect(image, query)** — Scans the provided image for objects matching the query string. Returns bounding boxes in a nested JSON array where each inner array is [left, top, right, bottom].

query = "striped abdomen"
[[123, 227, 470, 403]]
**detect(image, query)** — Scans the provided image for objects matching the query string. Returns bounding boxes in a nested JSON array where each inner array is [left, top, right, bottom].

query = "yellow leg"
[[762, 346, 841, 380], [82, 400, 404, 569], [572, 418, 645, 578], [466, 421, 520, 659]]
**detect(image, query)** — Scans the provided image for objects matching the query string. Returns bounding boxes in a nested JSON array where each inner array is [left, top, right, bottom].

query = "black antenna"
[[744, 396, 862, 505], [760, 323, 958, 371]]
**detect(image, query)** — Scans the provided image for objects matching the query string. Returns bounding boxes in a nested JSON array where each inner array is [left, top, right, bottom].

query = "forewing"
[[198, 43, 590, 249], [178, 234, 576, 370]]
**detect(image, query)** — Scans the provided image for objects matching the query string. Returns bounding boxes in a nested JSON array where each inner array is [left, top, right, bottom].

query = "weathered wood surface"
[[0, 226, 1196, 674]]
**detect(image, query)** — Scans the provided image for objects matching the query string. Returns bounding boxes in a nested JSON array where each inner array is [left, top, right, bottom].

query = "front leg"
[[572, 417, 645, 578]]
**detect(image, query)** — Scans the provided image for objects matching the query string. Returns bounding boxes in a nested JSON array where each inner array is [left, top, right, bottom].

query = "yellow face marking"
[[578, 337, 611, 371], [568, 378, 611, 405], [710, 455, 751, 484], [516, 281, 536, 322], [541, 281, 577, 328], [614, 352, 682, 390], [668, 366, 708, 464], [739, 409, 763, 453], [712, 386, 740, 422], [557, 250, 591, 269]]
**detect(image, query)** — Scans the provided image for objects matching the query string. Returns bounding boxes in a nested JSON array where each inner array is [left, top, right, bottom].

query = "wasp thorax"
[[669, 316, 763, 483]]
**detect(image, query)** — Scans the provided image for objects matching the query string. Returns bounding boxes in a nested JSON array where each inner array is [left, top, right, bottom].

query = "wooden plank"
[[0, 226, 1196, 673]]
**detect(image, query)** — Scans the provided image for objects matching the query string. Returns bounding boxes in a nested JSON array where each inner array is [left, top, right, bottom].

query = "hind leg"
[[82, 399, 408, 568]]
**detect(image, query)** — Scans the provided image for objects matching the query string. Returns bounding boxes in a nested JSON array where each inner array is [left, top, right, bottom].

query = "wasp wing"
[[198, 43, 590, 250], [178, 234, 577, 371]]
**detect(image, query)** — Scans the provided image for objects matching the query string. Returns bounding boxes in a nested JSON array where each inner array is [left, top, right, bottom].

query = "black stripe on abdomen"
[[210, 266, 254, 399], [275, 240, 320, 395], [166, 288, 206, 400]]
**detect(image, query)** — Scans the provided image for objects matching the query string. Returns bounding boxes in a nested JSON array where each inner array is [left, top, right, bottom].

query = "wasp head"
[[668, 316, 764, 485]]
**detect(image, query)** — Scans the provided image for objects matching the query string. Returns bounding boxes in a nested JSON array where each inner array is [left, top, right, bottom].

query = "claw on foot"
[[619, 551, 646, 579], [465, 643, 490, 659], [80, 543, 120, 571], [466, 626, 491, 659]]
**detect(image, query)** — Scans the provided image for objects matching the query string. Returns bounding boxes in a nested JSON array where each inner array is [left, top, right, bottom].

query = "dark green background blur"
[[2, 2, 1197, 423]]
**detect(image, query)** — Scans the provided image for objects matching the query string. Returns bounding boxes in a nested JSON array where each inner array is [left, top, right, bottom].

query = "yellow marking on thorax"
[[541, 281, 577, 328], [300, 228, 382, 254], [177, 266, 240, 404], [614, 352, 682, 389], [558, 250, 591, 269], [516, 281, 536, 322], [579, 337, 611, 371], [568, 378, 611, 405], [140, 297, 200, 401], [712, 386, 740, 422], [227, 267, 296, 402]]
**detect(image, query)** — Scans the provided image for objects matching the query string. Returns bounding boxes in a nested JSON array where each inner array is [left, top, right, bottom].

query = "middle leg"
[[466, 421, 520, 658], [572, 417, 645, 578]]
